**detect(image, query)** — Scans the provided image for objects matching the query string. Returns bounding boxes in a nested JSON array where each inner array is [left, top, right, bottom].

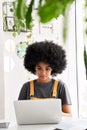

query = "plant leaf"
[[16, 0, 27, 19], [26, 0, 34, 29], [38, 0, 74, 23], [84, 46, 87, 68]]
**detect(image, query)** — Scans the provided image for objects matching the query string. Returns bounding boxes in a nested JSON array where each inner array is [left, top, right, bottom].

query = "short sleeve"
[[58, 81, 72, 105], [18, 82, 29, 100]]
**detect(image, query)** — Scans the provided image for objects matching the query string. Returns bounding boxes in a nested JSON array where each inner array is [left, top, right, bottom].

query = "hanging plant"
[[14, 0, 74, 31]]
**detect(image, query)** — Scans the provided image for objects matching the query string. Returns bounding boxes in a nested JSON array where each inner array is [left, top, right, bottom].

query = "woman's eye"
[[46, 68, 51, 71], [37, 67, 41, 70]]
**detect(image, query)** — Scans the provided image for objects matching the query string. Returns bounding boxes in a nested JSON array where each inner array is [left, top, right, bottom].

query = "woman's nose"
[[41, 69, 46, 74]]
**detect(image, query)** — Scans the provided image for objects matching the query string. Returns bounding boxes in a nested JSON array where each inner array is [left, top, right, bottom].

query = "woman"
[[18, 41, 72, 116]]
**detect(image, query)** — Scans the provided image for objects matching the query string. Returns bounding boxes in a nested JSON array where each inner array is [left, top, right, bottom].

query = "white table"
[[1, 117, 87, 130]]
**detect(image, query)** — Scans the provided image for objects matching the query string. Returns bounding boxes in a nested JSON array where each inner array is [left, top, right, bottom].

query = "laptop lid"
[[14, 99, 62, 125]]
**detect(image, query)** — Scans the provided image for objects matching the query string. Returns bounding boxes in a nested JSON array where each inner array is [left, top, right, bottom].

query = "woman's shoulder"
[[53, 78, 67, 88], [53, 78, 65, 84], [23, 81, 29, 86], [23, 79, 36, 87], [58, 79, 66, 86]]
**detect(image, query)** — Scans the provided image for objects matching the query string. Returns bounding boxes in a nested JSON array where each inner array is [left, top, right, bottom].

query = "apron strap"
[[52, 80, 58, 97], [30, 80, 34, 97], [29, 80, 58, 98]]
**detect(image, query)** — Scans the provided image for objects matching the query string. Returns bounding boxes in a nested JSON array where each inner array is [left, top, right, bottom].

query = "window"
[[76, 0, 87, 119]]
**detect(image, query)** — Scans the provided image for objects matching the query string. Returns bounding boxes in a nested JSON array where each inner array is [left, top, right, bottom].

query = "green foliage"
[[38, 0, 74, 23], [16, 0, 28, 19], [13, 1, 28, 34], [25, 0, 34, 28], [84, 46, 87, 78], [15, 0, 74, 29], [84, 47, 87, 68], [84, 0, 87, 79]]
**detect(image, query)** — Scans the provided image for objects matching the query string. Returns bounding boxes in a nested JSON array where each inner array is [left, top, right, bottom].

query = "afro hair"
[[24, 41, 67, 76]]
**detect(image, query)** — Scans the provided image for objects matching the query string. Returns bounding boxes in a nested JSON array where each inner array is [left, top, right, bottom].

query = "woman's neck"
[[36, 78, 52, 84]]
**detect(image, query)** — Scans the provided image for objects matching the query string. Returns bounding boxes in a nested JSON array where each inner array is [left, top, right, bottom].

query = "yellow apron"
[[29, 80, 58, 100]]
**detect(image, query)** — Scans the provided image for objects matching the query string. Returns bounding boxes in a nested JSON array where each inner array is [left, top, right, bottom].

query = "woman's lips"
[[40, 76, 46, 78]]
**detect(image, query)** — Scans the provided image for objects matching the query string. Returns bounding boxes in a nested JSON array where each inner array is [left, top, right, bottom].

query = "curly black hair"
[[24, 41, 67, 76]]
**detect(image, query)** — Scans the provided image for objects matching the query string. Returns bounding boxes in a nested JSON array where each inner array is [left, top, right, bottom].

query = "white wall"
[[0, 0, 32, 121], [0, 0, 5, 119]]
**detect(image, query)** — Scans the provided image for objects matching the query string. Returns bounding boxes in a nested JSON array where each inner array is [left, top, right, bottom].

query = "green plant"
[[84, 0, 87, 79], [15, 0, 74, 32], [84, 46, 87, 79]]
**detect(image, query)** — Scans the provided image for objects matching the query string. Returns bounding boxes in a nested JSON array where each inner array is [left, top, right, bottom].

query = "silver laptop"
[[14, 99, 62, 125]]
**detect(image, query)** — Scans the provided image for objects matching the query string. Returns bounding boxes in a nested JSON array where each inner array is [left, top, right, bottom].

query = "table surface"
[[0, 117, 87, 130]]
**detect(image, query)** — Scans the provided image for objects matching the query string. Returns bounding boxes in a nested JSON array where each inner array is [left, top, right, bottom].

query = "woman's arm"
[[62, 104, 72, 117]]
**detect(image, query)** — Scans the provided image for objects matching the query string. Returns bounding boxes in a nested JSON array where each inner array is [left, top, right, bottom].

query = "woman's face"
[[35, 62, 52, 83]]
